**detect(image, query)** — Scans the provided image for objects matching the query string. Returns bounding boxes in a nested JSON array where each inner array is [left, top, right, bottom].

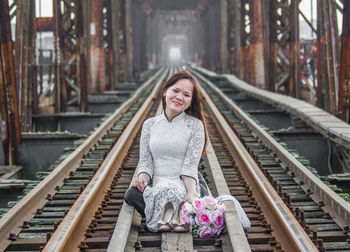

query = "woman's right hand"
[[130, 173, 150, 192]]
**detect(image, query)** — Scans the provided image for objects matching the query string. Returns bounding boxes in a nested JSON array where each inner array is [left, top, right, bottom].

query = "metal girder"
[[289, 0, 301, 98], [317, 0, 339, 114], [53, 0, 88, 112], [338, 1, 350, 121], [111, 0, 129, 84], [0, 0, 21, 165], [14, 0, 36, 131], [119, 0, 129, 82], [249, 0, 266, 88], [240, 0, 251, 83], [104, 0, 115, 90], [227, 0, 242, 78], [90, 0, 105, 93]]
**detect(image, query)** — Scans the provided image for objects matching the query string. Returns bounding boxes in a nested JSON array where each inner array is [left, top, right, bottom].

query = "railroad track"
[[192, 68, 350, 251], [0, 67, 168, 251], [1, 66, 347, 252]]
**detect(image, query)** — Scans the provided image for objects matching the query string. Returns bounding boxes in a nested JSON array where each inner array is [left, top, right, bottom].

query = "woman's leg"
[[124, 187, 146, 217]]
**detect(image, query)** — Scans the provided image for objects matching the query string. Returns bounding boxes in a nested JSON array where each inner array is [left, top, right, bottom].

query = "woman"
[[124, 71, 207, 232]]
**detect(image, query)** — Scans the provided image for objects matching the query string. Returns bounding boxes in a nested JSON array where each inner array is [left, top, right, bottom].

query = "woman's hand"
[[184, 191, 198, 204], [130, 173, 150, 192]]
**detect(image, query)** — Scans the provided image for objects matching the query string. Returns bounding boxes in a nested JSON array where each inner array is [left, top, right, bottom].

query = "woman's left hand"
[[184, 192, 198, 204]]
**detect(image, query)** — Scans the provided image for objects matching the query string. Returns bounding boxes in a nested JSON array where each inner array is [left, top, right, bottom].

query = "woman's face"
[[164, 79, 193, 116]]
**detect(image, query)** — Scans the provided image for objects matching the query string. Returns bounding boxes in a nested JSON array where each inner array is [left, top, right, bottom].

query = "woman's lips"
[[173, 101, 181, 106]]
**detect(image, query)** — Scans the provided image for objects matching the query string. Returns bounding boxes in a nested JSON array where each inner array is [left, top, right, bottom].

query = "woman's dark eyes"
[[172, 89, 191, 97]]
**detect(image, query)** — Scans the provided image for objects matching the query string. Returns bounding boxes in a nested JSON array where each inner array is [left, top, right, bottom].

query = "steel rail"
[[204, 140, 251, 252], [194, 68, 350, 229], [43, 68, 169, 252], [196, 71, 318, 252], [106, 98, 164, 252], [0, 67, 165, 251]]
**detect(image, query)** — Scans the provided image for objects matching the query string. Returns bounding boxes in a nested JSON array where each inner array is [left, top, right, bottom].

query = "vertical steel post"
[[104, 0, 115, 90], [220, 0, 227, 73], [76, 0, 88, 112], [227, 0, 242, 77], [14, 0, 36, 131], [111, 0, 120, 84], [249, 0, 265, 88], [53, 0, 61, 113], [268, 0, 277, 92], [289, 0, 301, 97], [0, 0, 21, 165], [338, 1, 350, 121], [90, 0, 105, 92]]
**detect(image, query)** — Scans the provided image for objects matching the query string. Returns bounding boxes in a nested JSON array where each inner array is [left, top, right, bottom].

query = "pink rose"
[[211, 210, 225, 228], [181, 202, 193, 215], [195, 210, 212, 226], [203, 196, 217, 210], [197, 225, 215, 239], [217, 202, 226, 214], [214, 226, 224, 236], [192, 198, 205, 213], [181, 213, 192, 225]]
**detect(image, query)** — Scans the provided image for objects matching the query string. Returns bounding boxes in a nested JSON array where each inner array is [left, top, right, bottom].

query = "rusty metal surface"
[[15, 0, 36, 132], [193, 66, 350, 251], [0, 0, 21, 165], [43, 69, 166, 252], [338, 1, 350, 121], [36, 17, 53, 32], [0, 69, 163, 252], [53, 0, 87, 112], [226, 0, 241, 78], [196, 70, 318, 252]]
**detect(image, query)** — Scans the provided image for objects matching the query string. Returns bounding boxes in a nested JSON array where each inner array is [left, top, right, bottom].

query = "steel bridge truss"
[[226, 0, 349, 122]]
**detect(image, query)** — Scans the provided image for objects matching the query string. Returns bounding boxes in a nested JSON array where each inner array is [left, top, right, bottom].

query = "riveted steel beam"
[[0, 0, 21, 165], [14, 0, 36, 131], [90, 0, 105, 93], [227, 0, 241, 78], [317, 0, 339, 114], [53, 0, 88, 112], [289, 0, 301, 98], [338, 1, 350, 122]]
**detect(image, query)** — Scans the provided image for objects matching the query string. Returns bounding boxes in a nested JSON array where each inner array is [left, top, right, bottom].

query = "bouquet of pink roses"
[[181, 196, 226, 238]]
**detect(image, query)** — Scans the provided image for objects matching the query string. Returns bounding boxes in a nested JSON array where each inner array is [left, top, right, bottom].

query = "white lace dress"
[[138, 111, 204, 232]]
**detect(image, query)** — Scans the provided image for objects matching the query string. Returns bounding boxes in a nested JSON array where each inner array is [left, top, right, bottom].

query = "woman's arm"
[[183, 176, 198, 203], [180, 119, 205, 202], [131, 119, 154, 192]]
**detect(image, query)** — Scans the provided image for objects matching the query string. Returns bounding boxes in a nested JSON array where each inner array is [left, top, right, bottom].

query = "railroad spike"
[[214, 238, 222, 247], [134, 241, 142, 249], [21, 221, 30, 228], [8, 233, 16, 241], [46, 232, 51, 242], [78, 241, 89, 249]]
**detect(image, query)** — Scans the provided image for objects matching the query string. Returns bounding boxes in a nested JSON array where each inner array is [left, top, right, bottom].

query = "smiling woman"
[[125, 71, 209, 232]]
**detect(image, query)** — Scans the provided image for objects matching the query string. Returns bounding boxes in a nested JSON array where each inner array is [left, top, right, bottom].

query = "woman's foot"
[[157, 202, 175, 232], [171, 201, 190, 232]]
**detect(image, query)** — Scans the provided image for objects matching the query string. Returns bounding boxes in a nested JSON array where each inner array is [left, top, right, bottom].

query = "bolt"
[[22, 221, 30, 228], [134, 241, 142, 249], [78, 241, 88, 249], [54, 221, 59, 230], [47, 232, 51, 242], [8, 233, 16, 241]]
